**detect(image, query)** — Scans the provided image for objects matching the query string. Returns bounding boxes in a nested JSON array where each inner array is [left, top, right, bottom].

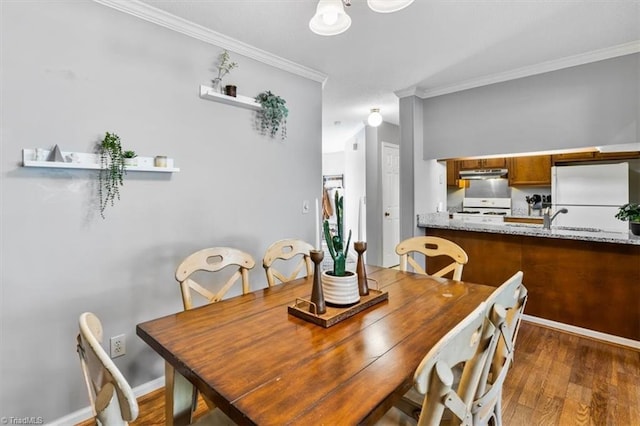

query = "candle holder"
[[309, 249, 326, 315], [354, 241, 369, 296]]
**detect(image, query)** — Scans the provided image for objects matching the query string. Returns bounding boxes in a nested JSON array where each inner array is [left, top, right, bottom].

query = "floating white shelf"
[[199, 85, 261, 111], [21, 149, 180, 172]]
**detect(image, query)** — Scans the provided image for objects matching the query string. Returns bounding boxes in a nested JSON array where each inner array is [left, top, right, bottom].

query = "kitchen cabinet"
[[423, 227, 640, 340], [593, 151, 640, 160], [552, 150, 640, 164], [458, 157, 506, 169], [507, 155, 551, 186], [446, 160, 469, 188], [551, 151, 596, 162]]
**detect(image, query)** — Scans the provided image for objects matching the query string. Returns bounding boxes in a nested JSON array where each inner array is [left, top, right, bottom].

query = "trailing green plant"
[[97, 132, 126, 219], [122, 150, 136, 159], [323, 191, 352, 276], [615, 202, 640, 222], [212, 49, 238, 88], [255, 90, 288, 139]]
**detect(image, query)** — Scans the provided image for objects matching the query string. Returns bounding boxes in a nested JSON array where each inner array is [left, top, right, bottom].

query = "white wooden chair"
[[385, 272, 529, 426], [175, 247, 256, 310], [378, 302, 491, 426], [471, 271, 528, 426], [396, 236, 469, 281], [78, 313, 236, 426], [77, 312, 139, 425], [262, 239, 314, 287], [174, 247, 255, 420]]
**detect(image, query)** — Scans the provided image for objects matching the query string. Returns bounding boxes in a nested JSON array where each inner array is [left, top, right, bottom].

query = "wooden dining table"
[[136, 265, 496, 426]]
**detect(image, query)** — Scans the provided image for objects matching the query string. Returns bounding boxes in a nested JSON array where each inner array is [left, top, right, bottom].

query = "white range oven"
[[451, 198, 511, 224]]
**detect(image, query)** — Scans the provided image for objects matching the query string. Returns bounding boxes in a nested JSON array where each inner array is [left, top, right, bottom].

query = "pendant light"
[[309, 0, 352, 36], [367, 0, 415, 13], [367, 108, 383, 127], [310, 0, 414, 36]]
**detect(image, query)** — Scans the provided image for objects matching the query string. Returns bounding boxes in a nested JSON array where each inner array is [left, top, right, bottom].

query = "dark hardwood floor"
[[77, 321, 639, 425]]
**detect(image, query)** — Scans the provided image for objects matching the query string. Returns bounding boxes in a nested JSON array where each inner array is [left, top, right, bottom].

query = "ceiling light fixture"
[[367, 0, 415, 13], [367, 108, 383, 127], [309, 0, 352, 36], [310, 0, 414, 36]]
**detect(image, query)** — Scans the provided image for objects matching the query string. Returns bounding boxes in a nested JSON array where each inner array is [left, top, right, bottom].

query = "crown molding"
[[92, 0, 328, 85], [394, 86, 419, 99], [419, 40, 640, 99]]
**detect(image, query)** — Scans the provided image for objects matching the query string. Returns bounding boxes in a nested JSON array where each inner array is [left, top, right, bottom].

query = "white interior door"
[[382, 143, 400, 267]]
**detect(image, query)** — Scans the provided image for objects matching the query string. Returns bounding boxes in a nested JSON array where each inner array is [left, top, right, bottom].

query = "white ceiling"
[[133, 0, 640, 152]]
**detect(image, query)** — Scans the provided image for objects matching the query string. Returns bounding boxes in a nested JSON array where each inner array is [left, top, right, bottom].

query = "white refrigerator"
[[551, 162, 629, 232]]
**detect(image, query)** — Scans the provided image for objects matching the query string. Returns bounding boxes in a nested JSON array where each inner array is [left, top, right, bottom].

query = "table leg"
[[165, 362, 197, 426]]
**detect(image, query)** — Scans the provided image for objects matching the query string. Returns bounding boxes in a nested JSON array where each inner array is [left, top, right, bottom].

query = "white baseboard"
[[522, 314, 640, 350], [48, 377, 165, 426]]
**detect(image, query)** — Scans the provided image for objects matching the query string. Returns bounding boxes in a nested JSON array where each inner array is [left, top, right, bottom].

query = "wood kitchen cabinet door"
[[482, 157, 507, 168], [446, 160, 469, 188], [551, 151, 596, 163], [508, 155, 551, 186], [459, 158, 506, 169], [458, 159, 484, 169]]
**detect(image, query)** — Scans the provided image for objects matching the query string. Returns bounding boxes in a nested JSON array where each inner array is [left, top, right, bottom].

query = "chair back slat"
[[396, 236, 469, 281], [472, 271, 528, 425], [175, 247, 255, 310], [412, 302, 489, 426], [77, 312, 138, 425], [263, 239, 314, 287]]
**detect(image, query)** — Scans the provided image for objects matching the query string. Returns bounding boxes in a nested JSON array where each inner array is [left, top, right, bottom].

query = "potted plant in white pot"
[[123, 150, 137, 167], [322, 191, 358, 306], [615, 202, 640, 235]]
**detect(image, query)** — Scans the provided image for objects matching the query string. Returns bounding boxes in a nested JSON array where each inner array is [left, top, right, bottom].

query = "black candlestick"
[[354, 241, 369, 296], [309, 249, 326, 315]]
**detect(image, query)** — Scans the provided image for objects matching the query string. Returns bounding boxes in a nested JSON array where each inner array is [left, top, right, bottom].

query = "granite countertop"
[[418, 213, 640, 246]]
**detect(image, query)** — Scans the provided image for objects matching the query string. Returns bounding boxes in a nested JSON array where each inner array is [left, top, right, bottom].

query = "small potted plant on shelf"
[[322, 191, 358, 306], [212, 49, 238, 94], [255, 90, 288, 140], [615, 202, 640, 235], [123, 150, 137, 167], [97, 132, 126, 219]]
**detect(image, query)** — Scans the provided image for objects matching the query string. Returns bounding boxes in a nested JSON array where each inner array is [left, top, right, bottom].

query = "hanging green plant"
[[255, 91, 288, 139], [97, 131, 126, 219]]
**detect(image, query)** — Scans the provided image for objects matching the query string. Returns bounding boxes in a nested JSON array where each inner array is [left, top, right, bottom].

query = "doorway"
[[381, 142, 400, 267]]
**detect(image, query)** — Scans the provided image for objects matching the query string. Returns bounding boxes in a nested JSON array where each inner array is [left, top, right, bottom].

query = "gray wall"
[[422, 53, 639, 160], [398, 97, 419, 239], [365, 122, 399, 266], [1, 2, 322, 421]]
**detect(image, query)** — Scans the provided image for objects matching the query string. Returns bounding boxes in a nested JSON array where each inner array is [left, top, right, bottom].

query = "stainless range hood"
[[459, 168, 508, 180]]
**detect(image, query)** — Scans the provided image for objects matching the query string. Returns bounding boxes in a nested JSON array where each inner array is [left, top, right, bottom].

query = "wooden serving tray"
[[288, 289, 388, 328]]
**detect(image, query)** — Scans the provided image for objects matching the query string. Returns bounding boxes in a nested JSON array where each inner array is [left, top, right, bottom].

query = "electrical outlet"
[[302, 200, 310, 214], [110, 334, 126, 358]]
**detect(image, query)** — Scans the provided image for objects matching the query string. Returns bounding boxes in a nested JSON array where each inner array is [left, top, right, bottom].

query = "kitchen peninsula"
[[418, 213, 640, 343]]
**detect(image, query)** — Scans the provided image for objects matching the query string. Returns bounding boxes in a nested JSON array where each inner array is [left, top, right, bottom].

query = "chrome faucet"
[[543, 207, 568, 229]]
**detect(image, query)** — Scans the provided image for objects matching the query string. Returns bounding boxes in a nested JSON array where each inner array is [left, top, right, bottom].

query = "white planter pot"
[[321, 270, 360, 306], [124, 158, 137, 166]]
